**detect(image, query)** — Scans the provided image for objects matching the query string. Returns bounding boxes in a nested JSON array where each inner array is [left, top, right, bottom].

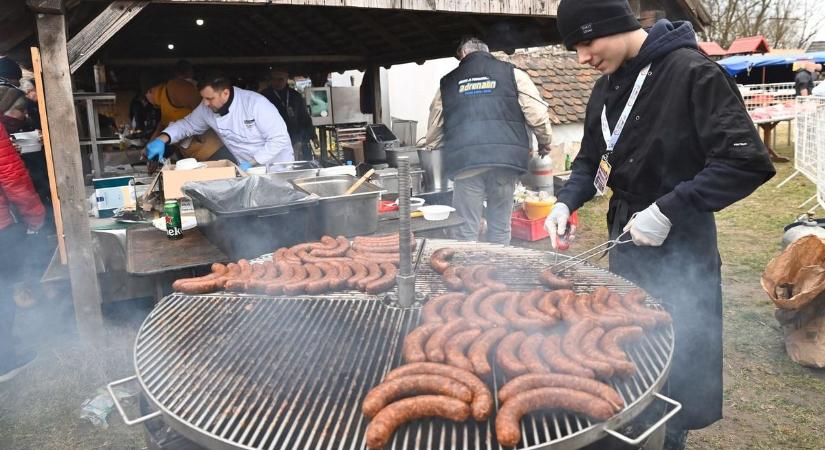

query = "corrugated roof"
[[502, 49, 600, 125], [698, 41, 726, 57], [726, 36, 771, 55]]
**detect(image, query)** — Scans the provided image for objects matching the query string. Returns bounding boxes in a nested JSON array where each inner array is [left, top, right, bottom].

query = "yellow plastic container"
[[523, 200, 554, 220]]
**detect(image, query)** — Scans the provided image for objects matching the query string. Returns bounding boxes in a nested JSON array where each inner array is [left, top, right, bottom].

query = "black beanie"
[[557, 0, 642, 50], [0, 57, 22, 82]]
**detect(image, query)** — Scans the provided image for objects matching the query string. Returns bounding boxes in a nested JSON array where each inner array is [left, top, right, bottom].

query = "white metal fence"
[[795, 96, 823, 182], [739, 83, 797, 116]]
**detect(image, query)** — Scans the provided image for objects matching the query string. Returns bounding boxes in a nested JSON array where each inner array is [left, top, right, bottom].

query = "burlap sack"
[[761, 235, 825, 310]]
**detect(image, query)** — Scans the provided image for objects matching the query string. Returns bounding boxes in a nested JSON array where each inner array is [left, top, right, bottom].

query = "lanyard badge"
[[594, 63, 651, 195]]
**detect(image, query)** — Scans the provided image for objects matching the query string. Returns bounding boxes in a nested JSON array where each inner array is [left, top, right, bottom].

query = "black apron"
[[607, 187, 723, 430]]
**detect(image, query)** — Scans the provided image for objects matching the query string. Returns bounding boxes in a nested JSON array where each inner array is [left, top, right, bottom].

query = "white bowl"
[[175, 158, 206, 171], [410, 197, 425, 211], [418, 205, 455, 221]]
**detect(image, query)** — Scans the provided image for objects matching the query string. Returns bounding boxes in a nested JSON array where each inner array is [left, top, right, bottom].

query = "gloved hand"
[[239, 161, 253, 171], [146, 138, 166, 162], [623, 202, 672, 246], [537, 144, 551, 157], [544, 202, 574, 250]]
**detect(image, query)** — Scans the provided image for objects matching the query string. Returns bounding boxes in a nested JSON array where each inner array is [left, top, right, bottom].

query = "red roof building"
[[726, 36, 771, 55], [698, 41, 727, 57]]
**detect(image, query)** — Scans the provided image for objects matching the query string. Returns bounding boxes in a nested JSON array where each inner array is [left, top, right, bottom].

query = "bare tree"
[[701, 0, 823, 49]]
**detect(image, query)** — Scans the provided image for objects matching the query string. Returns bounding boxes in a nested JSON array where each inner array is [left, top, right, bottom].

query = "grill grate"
[[136, 239, 674, 450]]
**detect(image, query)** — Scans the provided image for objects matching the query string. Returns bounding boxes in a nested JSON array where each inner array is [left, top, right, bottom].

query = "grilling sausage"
[[382, 362, 494, 421], [430, 248, 456, 274], [519, 289, 559, 325], [357, 262, 383, 291], [284, 263, 322, 296], [402, 323, 443, 363], [495, 331, 529, 378], [460, 287, 495, 328], [352, 241, 414, 254], [541, 334, 595, 379], [607, 293, 657, 329], [562, 318, 614, 378], [467, 327, 508, 377], [497, 373, 624, 411], [263, 261, 295, 295], [421, 293, 465, 324], [519, 333, 552, 374], [305, 262, 335, 295], [309, 235, 350, 257], [444, 329, 482, 371], [539, 269, 574, 290], [346, 261, 369, 289], [347, 249, 400, 265], [622, 289, 673, 326], [441, 297, 464, 321], [361, 374, 473, 418], [365, 395, 470, 449], [245, 261, 278, 294], [504, 292, 550, 330], [537, 291, 565, 319], [442, 266, 465, 291], [495, 388, 614, 447], [474, 266, 507, 291], [459, 265, 486, 291], [558, 291, 584, 323], [581, 328, 636, 377], [425, 319, 475, 363], [366, 262, 397, 294], [174, 263, 229, 294], [478, 291, 512, 327], [600, 326, 644, 361]]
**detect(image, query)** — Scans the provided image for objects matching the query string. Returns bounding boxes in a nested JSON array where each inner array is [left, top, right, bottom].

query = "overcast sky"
[[813, 5, 825, 42]]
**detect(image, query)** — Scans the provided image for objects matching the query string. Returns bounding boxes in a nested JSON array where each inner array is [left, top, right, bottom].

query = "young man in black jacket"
[[545, 1, 776, 448]]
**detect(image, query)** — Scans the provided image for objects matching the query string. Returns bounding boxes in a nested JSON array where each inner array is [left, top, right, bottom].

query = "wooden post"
[[35, 10, 104, 340], [370, 64, 383, 125], [66, 0, 149, 73]]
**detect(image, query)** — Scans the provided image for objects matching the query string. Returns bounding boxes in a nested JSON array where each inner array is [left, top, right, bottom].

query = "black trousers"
[[0, 224, 26, 363]]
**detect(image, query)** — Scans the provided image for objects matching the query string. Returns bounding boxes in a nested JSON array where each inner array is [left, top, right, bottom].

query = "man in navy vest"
[[426, 37, 553, 244]]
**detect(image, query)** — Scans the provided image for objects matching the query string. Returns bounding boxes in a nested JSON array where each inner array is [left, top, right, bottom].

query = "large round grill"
[[133, 239, 675, 450]]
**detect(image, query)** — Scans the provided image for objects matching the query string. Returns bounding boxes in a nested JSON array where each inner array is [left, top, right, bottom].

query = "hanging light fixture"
[[195, 19, 205, 26]]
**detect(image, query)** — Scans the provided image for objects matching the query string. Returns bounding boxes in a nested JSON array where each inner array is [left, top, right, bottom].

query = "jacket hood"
[[617, 19, 698, 79]]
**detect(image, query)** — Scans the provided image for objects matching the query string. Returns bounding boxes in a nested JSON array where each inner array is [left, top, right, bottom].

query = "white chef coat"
[[163, 86, 293, 165]]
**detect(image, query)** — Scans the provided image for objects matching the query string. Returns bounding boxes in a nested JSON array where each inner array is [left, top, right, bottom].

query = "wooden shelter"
[[2, 0, 709, 338]]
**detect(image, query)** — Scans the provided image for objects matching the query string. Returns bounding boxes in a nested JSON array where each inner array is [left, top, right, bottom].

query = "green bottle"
[[564, 154, 572, 171]]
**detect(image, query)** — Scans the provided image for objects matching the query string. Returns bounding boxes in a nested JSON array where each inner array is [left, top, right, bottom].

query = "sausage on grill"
[[495, 331, 529, 378], [366, 262, 397, 294], [444, 329, 482, 371], [346, 261, 369, 290], [495, 388, 615, 447], [174, 263, 228, 294], [430, 248, 456, 274], [284, 263, 322, 296], [622, 289, 673, 326], [402, 322, 443, 363], [309, 235, 350, 257], [541, 334, 595, 379], [460, 287, 495, 328], [361, 374, 473, 418], [519, 289, 559, 325], [365, 395, 470, 449], [600, 326, 644, 361], [581, 328, 636, 377], [519, 333, 552, 374], [263, 262, 296, 295], [504, 292, 549, 331], [497, 373, 624, 411], [607, 293, 657, 329], [478, 291, 512, 327], [441, 297, 464, 321], [538, 269, 574, 290], [467, 327, 508, 377], [425, 319, 475, 363], [474, 266, 507, 291], [563, 318, 614, 378], [421, 292, 465, 324], [459, 265, 486, 291], [442, 266, 465, 291], [382, 362, 494, 421], [357, 262, 383, 291]]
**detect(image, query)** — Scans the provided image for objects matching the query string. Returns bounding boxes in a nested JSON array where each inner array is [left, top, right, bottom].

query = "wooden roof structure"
[[726, 35, 771, 56]]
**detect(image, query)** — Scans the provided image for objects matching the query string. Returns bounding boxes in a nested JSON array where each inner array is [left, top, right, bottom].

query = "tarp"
[[718, 52, 825, 76]]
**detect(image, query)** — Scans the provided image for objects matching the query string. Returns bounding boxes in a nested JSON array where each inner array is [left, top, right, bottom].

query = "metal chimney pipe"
[[396, 156, 415, 307]]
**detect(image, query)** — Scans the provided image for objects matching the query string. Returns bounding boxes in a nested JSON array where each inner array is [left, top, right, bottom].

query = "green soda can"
[[164, 199, 183, 240]]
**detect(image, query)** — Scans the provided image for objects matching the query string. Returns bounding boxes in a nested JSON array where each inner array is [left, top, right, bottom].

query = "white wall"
[[386, 58, 459, 141]]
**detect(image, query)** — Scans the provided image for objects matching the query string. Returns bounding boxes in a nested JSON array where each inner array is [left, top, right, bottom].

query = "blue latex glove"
[[239, 161, 253, 171], [146, 138, 166, 161]]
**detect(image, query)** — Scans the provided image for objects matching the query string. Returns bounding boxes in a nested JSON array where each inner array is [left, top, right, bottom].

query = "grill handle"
[[603, 393, 682, 446], [107, 375, 162, 426]]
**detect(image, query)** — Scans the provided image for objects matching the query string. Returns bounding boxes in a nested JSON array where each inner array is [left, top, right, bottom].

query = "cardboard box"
[[93, 176, 136, 218], [162, 160, 238, 199]]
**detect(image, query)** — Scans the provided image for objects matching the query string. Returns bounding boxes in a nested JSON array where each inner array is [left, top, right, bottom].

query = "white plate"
[[152, 216, 197, 231], [418, 205, 455, 221]]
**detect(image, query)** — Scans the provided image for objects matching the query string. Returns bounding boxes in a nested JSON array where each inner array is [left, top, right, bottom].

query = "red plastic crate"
[[511, 209, 549, 241]]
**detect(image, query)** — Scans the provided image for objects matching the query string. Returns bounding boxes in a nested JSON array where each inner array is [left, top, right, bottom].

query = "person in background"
[[18, 78, 39, 131], [426, 37, 553, 245], [261, 68, 317, 161], [173, 59, 196, 86], [545, 1, 776, 448], [146, 72, 293, 170], [794, 60, 820, 96], [0, 123, 43, 382], [0, 59, 28, 135], [141, 72, 230, 165], [7, 78, 51, 211]]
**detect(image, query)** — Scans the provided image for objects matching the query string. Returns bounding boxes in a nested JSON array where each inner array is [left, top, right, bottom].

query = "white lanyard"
[[600, 63, 651, 154]]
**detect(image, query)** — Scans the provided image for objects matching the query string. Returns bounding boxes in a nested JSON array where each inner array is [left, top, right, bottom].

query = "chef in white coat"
[[146, 72, 293, 170]]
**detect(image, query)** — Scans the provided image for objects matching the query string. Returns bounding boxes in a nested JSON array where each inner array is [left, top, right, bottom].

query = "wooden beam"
[[106, 54, 367, 66], [35, 12, 104, 341], [26, 0, 64, 15], [67, 1, 148, 73], [30, 46, 67, 265]]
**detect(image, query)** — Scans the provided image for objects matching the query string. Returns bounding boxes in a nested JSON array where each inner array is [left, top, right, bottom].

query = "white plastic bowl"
[[418, 205, 455, 221]]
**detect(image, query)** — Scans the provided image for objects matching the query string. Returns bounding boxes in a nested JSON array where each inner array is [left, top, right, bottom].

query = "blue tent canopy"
[[717, 52, 825, 76]]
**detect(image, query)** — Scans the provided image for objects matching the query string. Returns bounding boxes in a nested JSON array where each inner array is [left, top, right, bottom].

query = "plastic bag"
[[79, 384, 139, 428], [182, 175, 315, 214], [761, 235, 825, 310]]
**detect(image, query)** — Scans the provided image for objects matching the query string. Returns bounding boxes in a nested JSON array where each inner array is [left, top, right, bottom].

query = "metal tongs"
[[550, 229, 633, 273]]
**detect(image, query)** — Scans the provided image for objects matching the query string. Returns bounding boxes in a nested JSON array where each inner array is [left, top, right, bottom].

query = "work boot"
[[0, 350, 38, 383], [663, 427, 688, 450]]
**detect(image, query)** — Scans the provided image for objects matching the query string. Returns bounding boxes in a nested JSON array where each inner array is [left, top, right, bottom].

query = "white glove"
[[623, 203, 672, 246], [544, 202, 573, 249]]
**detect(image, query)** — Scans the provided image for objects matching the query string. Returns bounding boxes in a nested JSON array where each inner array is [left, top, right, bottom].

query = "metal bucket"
[[417, 148, 452, 192]]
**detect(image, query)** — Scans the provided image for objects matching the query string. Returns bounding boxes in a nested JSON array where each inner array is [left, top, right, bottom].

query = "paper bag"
[[761, 235, 825, 310]]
